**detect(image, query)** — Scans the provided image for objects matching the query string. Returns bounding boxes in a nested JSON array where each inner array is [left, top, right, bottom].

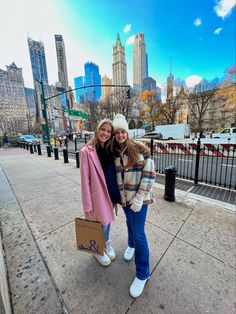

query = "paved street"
[[0, 148, 236, 314]]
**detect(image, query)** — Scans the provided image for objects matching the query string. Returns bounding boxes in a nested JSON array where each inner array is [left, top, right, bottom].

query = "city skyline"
[[0, 0, 235, 90]]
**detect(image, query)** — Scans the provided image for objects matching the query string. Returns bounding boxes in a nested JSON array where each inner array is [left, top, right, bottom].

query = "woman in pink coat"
[[80, 119, 120, 266]]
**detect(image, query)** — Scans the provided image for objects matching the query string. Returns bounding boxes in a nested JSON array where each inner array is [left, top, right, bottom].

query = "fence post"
[[54, 147, 59, 160], [194, 138, 201, 184], [75, 137, 77, 152], [75, 151, 80, 168], [63, 148, 69, 163], [46, 145, 51, 157], [37, 144, 42, 155], [150, 139, 154, 157], [29, 144, 34, 154]]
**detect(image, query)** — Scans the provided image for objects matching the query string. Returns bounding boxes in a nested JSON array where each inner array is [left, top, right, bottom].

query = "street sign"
[[64, 109, 88, 120]]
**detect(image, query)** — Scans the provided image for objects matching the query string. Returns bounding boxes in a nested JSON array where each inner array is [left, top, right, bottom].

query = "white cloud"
[[126, 35, 135, 45], [214, 27, 223, 34], [194, 18, 202, 26], [214, 0, 236, 18], [185, 75, 202, 88], [123, 24, 131, 33]]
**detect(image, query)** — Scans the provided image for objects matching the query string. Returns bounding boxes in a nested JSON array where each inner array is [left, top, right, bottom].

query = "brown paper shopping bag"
[[75, 218, 106, 256]]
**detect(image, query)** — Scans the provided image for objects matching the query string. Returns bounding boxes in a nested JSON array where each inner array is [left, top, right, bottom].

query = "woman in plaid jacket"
[[112, 114, 156, 298]]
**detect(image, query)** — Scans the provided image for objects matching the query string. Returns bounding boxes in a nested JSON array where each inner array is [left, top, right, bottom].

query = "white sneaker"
[[130, 277, 148, 298], [105, 243, 116, 261], [93, 252, 111, 266], [124, 246, 135, 261]]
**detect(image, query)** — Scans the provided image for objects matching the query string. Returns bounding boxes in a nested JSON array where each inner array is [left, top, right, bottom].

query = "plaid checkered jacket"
[[115, 151, 156, 206]]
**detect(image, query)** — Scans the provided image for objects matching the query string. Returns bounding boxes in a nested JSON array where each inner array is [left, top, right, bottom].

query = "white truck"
[[154, 123, 190, 140], [212, 127, 236, 142], [128, 129, 146, 138]]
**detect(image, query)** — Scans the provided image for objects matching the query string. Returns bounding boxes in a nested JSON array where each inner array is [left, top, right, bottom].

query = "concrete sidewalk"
[[0, 149, 235, 314]]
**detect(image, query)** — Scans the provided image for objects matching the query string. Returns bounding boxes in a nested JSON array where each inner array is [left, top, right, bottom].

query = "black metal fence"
[[18, 137, 236, 190], [144, 139, 236, 190]]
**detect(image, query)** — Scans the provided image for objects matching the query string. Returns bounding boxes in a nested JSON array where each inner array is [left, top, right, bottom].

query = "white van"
[[212, 127, 236, 141]]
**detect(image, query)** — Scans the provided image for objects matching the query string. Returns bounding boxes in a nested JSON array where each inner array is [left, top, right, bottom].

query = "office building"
[[0, 62, 28, 134], [143, 77, 156, 92], [74, 76, 85, 103], [112, 33, 127, 87], [55, 34, 69, 91], [133, 33, 146, 92], [84, 62, 101, 102], [24, 87, 36, 115], [101, 74, 112, 101], [27, 38, 49, 85]]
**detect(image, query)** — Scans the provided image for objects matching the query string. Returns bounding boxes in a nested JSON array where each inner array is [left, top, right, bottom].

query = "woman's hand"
[[85, 210, 95, 221], [130, 194, 144, 212]]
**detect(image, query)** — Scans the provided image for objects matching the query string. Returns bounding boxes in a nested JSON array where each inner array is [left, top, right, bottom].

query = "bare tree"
[[186, 81, 216, 131], [158, 87, 186, 124]]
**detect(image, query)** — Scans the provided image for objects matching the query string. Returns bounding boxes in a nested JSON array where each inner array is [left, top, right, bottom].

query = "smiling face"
[[97, 123, 112, 145], [114, 128, 128, 144]]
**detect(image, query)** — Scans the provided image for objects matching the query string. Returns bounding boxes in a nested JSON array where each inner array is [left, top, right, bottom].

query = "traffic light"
[[126, 88, 131, 99]]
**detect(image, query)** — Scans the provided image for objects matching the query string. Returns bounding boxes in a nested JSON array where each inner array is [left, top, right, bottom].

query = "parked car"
[[18, 135, 41, 144], [142, 132, 163, 140]]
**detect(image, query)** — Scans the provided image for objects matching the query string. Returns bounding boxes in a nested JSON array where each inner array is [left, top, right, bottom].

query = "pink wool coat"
[[79, 144, 115, 225]]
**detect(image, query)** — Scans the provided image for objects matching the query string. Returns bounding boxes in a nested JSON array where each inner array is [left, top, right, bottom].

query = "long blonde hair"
[[88, 119, 114, 149]]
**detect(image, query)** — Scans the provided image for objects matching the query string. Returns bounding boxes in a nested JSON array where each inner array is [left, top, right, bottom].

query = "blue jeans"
[[102, 224, 111, 243], [123, 204, 150, 280]]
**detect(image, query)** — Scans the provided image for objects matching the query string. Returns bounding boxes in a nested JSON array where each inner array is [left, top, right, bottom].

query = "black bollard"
[[26, 143, 29, 150], [33, 144, 37, 152], [164, 166, 177, 202], [54, 147, 59, 160], [46, 145, 51, 157], [63, 148, 69, 163], [20, 142, 22, 148], [23, 142, 25, 149], [75, 151, 80, 168], [74, 137, 77, 151], [37, 144, 42, 155], [29, 144, 34, 154]]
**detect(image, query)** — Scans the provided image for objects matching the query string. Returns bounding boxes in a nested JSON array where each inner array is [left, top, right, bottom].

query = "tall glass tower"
[[74, 76, 85, 103], [27, 38, 49, 85], [84, 62, 101, 102]]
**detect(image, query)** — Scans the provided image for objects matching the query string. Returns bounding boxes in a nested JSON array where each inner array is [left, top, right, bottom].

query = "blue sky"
[[0, 0, 235, 89]]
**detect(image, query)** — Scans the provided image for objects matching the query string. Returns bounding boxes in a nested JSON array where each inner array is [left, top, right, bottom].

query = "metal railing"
[[144, 139, 236, 190]]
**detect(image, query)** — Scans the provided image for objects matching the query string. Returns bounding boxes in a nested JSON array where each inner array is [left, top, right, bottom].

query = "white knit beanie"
[[113, 114, 129, 133]]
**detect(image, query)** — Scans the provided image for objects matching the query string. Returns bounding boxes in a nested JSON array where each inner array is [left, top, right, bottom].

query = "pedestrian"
[[112, 114, 156, 298], [58, 135, 62, 147], [80, 119, 120, 266], [3, 134, 9, 149]]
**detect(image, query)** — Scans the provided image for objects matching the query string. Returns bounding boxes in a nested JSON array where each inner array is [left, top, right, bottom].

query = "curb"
[[0, 228, 12, 314]]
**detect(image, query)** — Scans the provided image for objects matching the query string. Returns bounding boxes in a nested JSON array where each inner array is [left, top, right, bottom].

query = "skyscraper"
[[74, 76, 85, 103], [112, 34, 127, 86], [84, 62, 101, 102], [167, 61, 174, 100], [25, 87, 36, 115], [27, 38, 49, 85], [55, 34, 69, 91], [133, 33, 146, 92], [101, 75, 112, 101]]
